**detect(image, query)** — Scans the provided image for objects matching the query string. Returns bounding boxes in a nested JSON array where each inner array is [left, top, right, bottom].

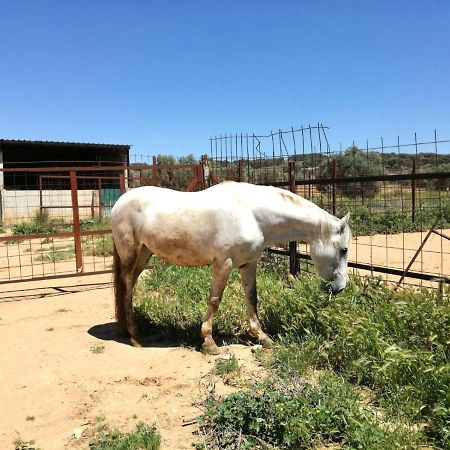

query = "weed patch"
[[89, 420, 160, 450], [212, 355, 240, 377], [134, 259, 450, 448], [199, 373, 421, 449], [14, 436, 40, 450]]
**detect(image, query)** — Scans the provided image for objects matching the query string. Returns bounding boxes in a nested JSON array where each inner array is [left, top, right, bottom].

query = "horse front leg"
[[201, 259, 232, 355], [239, 262, 274, 349]]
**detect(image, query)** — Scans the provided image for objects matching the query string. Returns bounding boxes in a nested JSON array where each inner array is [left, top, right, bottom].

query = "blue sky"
[[1, 0, 449, 157]]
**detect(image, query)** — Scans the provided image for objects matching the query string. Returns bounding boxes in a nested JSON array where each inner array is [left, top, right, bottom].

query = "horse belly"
[[154, 243, 212, 267], [145, 231, 214, 267]]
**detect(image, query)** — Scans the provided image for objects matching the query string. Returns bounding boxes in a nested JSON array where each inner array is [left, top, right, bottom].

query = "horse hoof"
[[130, 337, 142, 348], [202, 342, 220, 355], [260, 337, 274, 349]]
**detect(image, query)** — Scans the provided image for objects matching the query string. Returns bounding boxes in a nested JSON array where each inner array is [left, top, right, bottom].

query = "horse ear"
[[339, 213, 350, 233]]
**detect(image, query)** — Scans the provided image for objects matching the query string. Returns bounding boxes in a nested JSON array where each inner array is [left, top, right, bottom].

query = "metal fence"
[[209, 126, 450, 289], [0, 161, 206, 284]]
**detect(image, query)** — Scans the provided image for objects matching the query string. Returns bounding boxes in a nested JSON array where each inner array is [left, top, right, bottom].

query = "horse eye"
[[340, 248, 348, 256]]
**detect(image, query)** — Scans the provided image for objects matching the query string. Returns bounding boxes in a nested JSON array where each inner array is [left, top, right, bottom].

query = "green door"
[[101, 188, 121, 218]]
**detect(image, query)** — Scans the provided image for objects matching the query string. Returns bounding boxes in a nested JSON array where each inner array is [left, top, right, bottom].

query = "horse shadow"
[[87, 322, 254, 351]]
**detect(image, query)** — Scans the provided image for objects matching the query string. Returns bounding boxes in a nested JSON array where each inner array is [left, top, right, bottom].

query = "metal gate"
[[0, 160, 207, 284]]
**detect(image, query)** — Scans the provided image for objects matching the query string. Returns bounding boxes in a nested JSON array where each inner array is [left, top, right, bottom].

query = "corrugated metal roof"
[[0, 139, 130, 149]]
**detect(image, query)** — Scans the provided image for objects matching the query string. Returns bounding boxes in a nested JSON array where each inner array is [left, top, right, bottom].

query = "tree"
[[318, 146, 382, 198]]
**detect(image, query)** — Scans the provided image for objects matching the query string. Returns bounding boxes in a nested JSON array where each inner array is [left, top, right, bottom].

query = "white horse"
[[111, 181, 351, 354]]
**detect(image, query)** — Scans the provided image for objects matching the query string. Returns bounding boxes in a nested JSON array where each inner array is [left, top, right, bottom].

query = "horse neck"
[[254, 194, 331, 245]]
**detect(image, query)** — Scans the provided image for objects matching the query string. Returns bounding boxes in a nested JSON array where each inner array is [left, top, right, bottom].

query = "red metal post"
[[39, 175, 44, 222], [201, 155, 209, 189], [152, 156, 158, 186], [237, 160, 243, 182], [332, 159, 337, 216], [411, 157, 416, 223], [119, 173, 126, 195], [70, 171, 83, 272], [98, 177, 103, 221], [288, 160, 299, 275]]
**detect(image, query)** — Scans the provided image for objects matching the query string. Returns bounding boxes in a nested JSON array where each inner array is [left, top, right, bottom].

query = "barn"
[[0, 140, 130, 225]]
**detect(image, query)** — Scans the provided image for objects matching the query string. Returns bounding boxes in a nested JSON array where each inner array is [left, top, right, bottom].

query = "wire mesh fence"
[[0, 161, 205, 283], [209, 126, 450, 289]]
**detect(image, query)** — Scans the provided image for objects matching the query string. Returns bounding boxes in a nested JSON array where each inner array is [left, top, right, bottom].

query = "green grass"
[[13, 437, 40, 450], [135, 257, 450, 449], [28, 234, 113, 263], [11, 215, 109, 237], [134, 260, 248, 345], [212, 355, 240, 377], [89, 420, 160, 450], [34, 246, 75, 262], [199, 373, 422, 449], [82, 235, 114, 257], [90, 344, 105, 354]]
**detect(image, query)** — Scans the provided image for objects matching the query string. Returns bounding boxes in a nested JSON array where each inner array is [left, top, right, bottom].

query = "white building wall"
[[2, 189, 102, 225]]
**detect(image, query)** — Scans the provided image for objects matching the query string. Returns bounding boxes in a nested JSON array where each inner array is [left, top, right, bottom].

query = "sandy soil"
[[0, 229, 448, 449], [0, 274, 266, 450]]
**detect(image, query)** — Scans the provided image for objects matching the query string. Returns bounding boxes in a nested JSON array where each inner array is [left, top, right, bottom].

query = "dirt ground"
[[0, 274, 266, 450], [0, 229, 449, 449]]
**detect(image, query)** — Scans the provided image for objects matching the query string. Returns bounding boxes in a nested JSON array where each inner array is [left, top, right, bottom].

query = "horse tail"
[[113, 241, 127, 334]]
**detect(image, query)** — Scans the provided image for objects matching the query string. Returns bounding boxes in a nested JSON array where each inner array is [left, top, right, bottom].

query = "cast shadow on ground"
[[88, 321, 257, 351]]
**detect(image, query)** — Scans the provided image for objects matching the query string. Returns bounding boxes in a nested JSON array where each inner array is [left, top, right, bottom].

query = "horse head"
[[309, 213, 351, 295]]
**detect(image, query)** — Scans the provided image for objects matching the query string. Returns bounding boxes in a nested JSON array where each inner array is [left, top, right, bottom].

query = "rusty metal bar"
[[70, 171, 83, 272], [119, 173, 126, 194], [268, 248, 450, 285], [288, 160, 299, 276], [431, 229, 450, 242], [237, 160, 243, 182], [395, 216, 442, 289], [261, 170, 450, 187], [152, 156, 158, 185], [34, 205, 104, 209], [0, 270, 113, 286], [40, 175, 119, 180], [39, 175, 43, 222], [0, 163, 197, 173], [411, 157, 416, 223], [332, 159, 337, 216], [98, 177, 103, 220], [0, 229, 111, 243]]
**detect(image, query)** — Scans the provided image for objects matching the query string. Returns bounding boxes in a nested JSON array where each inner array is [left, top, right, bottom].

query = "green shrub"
[[200, 373, 421, 449], [212, 355, 240, 376], [89, 421, 160, 450], [12, 219, 56, 235]]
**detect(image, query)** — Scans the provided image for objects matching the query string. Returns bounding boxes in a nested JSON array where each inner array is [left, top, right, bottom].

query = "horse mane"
[[277, 188, 351, 244], [318, 214, 332, 242]]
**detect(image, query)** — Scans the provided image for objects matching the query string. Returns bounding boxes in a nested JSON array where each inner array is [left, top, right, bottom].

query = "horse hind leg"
[[132, 245, 153, 285], [126, 246, 153, 347], [115, 244, 152, 348], [239, 262, 274, 349]]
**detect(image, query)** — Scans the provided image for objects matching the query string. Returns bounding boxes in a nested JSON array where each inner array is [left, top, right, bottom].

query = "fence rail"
[[210, 127, 450, 288], [0, 161, 207, 284]]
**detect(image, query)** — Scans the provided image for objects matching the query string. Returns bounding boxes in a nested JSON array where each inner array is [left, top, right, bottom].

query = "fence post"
[[38, 175, 44, 223], [152, 156, 158, 186], [288, 160, 299, 276], [119, 173, 126, 195], [411, 157, 416, 223], [332, 159, 337, 216], [70, 171, 83, 273], [237, 160, 243, 182], [201, 155, 209, 189]]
